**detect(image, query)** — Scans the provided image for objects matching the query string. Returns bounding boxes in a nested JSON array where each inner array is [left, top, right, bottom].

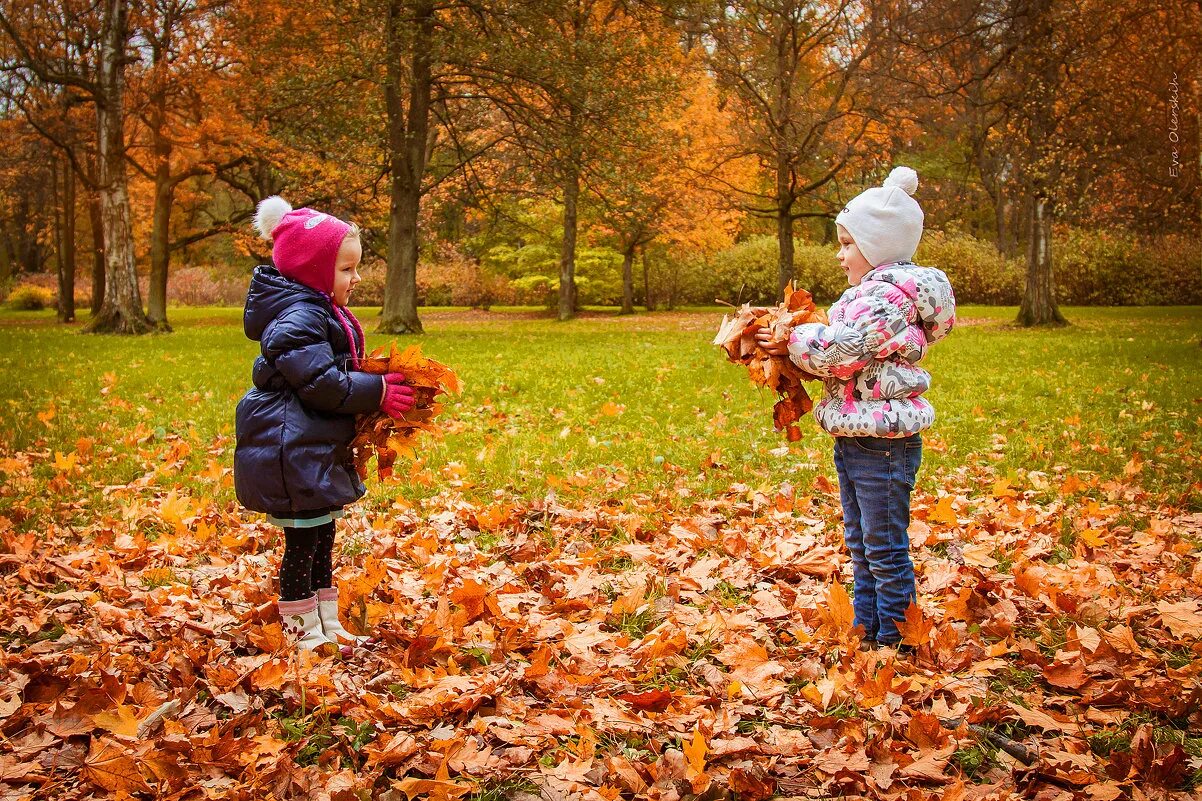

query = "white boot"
[[317, 587, 371, 648], [278, 595, 338, 653]]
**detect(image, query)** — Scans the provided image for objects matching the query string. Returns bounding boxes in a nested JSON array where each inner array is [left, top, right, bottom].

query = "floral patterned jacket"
[[788, 262, 956, 438]]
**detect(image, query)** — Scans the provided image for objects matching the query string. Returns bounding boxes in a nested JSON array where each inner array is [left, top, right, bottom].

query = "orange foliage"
[[352, 343, 462, 480], [713, 284, 828, 441]]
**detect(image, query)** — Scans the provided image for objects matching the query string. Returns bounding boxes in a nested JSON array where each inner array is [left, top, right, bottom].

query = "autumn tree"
[[376, 0, 438, 334], [126, 0, 252, 330], [0, 3, 102, 319], [464, 0, 677, 321], [227, 0, 477, 334], [1, 0, 153, 333], [592, 58, 744, 313], [884, 0, 1187, 326], [0, 118, 56, 283], [696, 0, 893, 296]]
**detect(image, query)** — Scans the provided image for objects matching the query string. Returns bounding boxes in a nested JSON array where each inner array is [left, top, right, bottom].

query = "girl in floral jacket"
[[758, 167, 955, 650]]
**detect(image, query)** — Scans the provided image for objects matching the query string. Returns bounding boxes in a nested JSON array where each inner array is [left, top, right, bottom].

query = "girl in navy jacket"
[[235, 197, 414, 654]]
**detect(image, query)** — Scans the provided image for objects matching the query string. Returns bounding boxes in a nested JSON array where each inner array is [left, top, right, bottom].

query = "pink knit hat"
[[253, 196, 351, 295]]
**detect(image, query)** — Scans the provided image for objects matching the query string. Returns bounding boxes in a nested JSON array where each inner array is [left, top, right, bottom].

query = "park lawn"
[[0, 304, 1199, 526], [2, 303, 1202, 797]]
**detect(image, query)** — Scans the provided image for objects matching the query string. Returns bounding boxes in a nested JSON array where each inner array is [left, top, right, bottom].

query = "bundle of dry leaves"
[[713, 285, 828, 441], [352, 344, 462, 480]]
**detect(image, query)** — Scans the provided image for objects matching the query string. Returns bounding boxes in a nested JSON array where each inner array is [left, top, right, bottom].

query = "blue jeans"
[[833, 434, 922, 645]]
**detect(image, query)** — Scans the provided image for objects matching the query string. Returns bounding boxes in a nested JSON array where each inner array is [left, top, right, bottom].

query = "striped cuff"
[[266, 509, 346, 528]]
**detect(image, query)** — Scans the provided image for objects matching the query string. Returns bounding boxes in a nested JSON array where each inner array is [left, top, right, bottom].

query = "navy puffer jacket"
[[234, 266, 382, 514]]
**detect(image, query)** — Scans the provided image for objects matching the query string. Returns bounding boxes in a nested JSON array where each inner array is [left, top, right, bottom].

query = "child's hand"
[[380, 373, 416, 418], [754, 328, 790, 357]]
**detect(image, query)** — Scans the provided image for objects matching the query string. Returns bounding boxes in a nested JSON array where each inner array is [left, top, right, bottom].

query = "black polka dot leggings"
[[278, 521, 336, 602]]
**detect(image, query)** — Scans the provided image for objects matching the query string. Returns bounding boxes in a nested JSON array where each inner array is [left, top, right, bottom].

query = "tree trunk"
[[776, 205, 794, 297], [85, 0, 152, 334], [89, 190, 105, 315], [1016, 193, 1066, 326], [620, 242, 635, 314], [378, 0, 434, 335], [995, 192, 1019, 257], [147, 155, 173, 330], [0, 228, 10, 287], [775, 146, 794, 296], [56, 158, 76, 322], [558, 167, 579, 321], [146, 79, 173, 330], [642, 249, 653, 311], [383, 185, 423, 331]]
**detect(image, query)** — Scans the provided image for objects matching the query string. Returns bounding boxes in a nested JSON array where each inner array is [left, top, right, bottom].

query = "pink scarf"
[[330, 302, 365, 370]]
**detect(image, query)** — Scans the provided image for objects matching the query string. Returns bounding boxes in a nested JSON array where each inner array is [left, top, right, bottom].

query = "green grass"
[[1, 304, 1200, 526]]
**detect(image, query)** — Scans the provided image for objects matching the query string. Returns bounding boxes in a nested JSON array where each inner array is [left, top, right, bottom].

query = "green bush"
[[916, 231, 1024, 305], [7, 284, 54, 311], [1054, 229, 1201, 306], [686, 235, 849, 307], [684, 228, 1199, 307]]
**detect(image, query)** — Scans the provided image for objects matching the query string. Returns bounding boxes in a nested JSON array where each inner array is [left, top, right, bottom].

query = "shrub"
[[916, 231, 1024, 305], [353, 264, 386, 306], [168, 266, 248, 306], [683, 236, 848, 306], [1054, 229, 1201, 306], [7, 284, 54, 310]]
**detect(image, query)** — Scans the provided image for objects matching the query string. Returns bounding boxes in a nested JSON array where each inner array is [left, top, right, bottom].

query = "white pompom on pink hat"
[[253, 196, 352, 296]]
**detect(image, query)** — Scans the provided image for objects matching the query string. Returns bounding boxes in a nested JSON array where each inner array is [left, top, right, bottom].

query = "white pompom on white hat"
[[883, 165, 918, 195], [254, 195, 293, 241], [835, 166, 924, 268]]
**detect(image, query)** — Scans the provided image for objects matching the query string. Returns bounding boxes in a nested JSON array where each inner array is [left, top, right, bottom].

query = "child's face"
[[836, 225, 874, 286], [331, 236, 362, 307]]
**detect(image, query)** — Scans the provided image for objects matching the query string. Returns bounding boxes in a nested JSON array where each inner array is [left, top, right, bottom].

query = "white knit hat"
[[835, 166, 924, 268]]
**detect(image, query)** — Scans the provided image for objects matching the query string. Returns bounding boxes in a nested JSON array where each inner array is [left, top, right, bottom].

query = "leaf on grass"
[[75, 737, 149, 793], [928, 496, 958, 526], [1155, 600, 1202, 639], [729, 765, 776, 801], [900, 745, 956, 783], [392, 753, 471, 801], [822, 579, 854, 634], [683, 727, 709, 792], [616, 689, 674, 713], [1043, 659, 1089, 690]]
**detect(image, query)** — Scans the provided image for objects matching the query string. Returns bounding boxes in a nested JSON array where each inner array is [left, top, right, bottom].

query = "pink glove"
[[380, 373, 416, 418]]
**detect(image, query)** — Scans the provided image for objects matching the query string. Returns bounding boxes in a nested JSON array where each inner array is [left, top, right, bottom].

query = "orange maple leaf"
[[896, 602, 934, 646]]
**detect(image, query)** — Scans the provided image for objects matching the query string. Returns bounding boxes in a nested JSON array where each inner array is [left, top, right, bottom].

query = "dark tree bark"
[[379, 0, 435, 335], [88, 190, 105, 315], [147, 125, 174, 331], [1013, 0, 1067, 328], [558, 165, 579, 321], [55, 158, 76, 322], [642, 250, 653, 311], [1016, 193, 1066, 325], [776, 185, 795, 296], [620, 243, 636, 315], [84, 0, 152, 334]]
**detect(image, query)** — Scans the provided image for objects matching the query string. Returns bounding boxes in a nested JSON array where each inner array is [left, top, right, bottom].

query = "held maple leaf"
[[352, 342, 462, 481], [713, 283, 827, 441]]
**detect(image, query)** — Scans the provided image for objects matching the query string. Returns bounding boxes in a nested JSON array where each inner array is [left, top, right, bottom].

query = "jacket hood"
[[243, 265, 327, 341], [864, 262, 956, 344]]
